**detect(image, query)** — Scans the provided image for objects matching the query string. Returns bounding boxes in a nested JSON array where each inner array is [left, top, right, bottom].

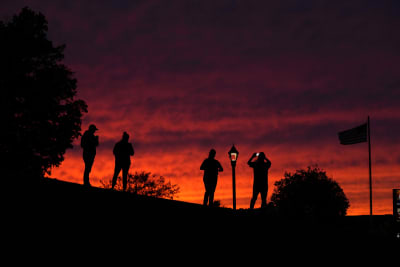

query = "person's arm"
[[200, 160, 206, 170], [247, 153, 257, 166], [129, 143, 134, 156], [113, 143, 117, 156], [80, 133, 86, 148], [265, 156, 271, 168], [94, 135, 99, 147], [218, 161, 223, 172]]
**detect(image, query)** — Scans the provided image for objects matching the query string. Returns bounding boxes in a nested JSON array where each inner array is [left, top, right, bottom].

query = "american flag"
[[338, 123, 367, 145]]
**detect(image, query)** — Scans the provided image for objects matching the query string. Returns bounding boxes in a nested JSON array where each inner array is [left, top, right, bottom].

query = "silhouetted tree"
[[270, 166, 349, 218], [0, 8, 87, 181], [101, 171, 180, 200]]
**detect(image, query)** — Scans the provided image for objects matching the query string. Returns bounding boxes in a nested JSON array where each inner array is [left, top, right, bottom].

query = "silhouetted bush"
[[213, 200, 223, 208], [270, 166, 349, 218], [0, 7, 87, 180], [101, 171, 180, 200]]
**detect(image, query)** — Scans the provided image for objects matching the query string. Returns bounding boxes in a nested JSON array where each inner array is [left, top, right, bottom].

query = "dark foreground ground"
[[5, 178, 399, 262]]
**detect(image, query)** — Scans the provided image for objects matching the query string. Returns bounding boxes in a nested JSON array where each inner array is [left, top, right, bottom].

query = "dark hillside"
[[6, 178, 399, 257]]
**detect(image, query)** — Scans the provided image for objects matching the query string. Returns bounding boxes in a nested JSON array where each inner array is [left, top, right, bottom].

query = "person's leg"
[[203, 181, 211, 206], [122, 165, 130, 191], [83, 163, 90, 185], [83, 155, 94, 186], [261, 188, 268, 208], [209, 191, 215, 206], [209, 180, 217, 206], [203, 191, 209, 206], [112, 164, 122, 189], [250, 188, 259, 209]]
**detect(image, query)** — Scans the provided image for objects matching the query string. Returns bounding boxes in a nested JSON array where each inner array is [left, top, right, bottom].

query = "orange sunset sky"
[[2, 0, 399, 214]]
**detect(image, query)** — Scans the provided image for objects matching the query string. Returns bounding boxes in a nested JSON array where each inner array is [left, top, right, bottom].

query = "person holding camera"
[[81, 124, 99, 187], [248, 152, 271, 209]]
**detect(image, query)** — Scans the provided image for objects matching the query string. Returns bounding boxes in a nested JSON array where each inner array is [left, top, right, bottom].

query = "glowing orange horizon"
[[51, 134, 398, 215]]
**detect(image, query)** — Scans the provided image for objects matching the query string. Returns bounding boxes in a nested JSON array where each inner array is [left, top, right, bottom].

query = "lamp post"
[[228, 145, 239, 210]]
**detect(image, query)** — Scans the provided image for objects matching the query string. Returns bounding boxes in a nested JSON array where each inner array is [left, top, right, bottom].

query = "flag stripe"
[[338, 123, 367, 145]]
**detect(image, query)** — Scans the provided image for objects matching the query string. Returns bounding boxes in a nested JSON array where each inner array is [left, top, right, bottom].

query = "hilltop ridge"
[[6, 178, 398, 254]]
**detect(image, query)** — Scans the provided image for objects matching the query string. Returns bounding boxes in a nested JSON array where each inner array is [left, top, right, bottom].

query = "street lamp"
[[228, 145, 239, 210]]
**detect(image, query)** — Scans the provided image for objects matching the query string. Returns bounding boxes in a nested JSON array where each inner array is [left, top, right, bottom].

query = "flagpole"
[[367, 116, 372, 216]]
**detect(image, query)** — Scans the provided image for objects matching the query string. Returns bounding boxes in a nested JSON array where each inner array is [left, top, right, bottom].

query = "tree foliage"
[[270, 166, 349, 218], [101, 171, 180, 200], [0, 7, 87, 180]]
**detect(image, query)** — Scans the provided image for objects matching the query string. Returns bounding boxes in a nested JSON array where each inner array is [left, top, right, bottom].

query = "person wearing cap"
[[200, 149, 223, 206], [81, 124, 99, 187], [112, 132, 134, 191]]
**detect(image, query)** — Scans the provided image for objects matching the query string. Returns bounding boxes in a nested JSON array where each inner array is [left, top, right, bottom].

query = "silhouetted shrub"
[[270, 166, 349, 218], [101, 171, 180, 200], [0, 8, 87, 180]]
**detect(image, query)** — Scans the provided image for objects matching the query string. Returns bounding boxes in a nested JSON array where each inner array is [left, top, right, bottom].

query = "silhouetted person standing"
[[81, 124, 99, 187], [200, 149, 223, 206], [248, 152, 271, 209], [112, 132, 134, 191]]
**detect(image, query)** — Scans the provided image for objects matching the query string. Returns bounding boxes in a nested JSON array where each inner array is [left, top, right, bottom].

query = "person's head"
[[209, 149, 216, 159], [257, 152, 266, 162], [122, 131, 129, 142], [88, 124, 98, 133]]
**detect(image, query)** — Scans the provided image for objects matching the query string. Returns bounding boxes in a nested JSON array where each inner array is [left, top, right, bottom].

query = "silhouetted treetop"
[[270, 166, 350, 218], [0, 7, 87, 180]]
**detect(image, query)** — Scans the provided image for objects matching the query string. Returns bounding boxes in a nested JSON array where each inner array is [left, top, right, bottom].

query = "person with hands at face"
[[248, 152, 271, 209]]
